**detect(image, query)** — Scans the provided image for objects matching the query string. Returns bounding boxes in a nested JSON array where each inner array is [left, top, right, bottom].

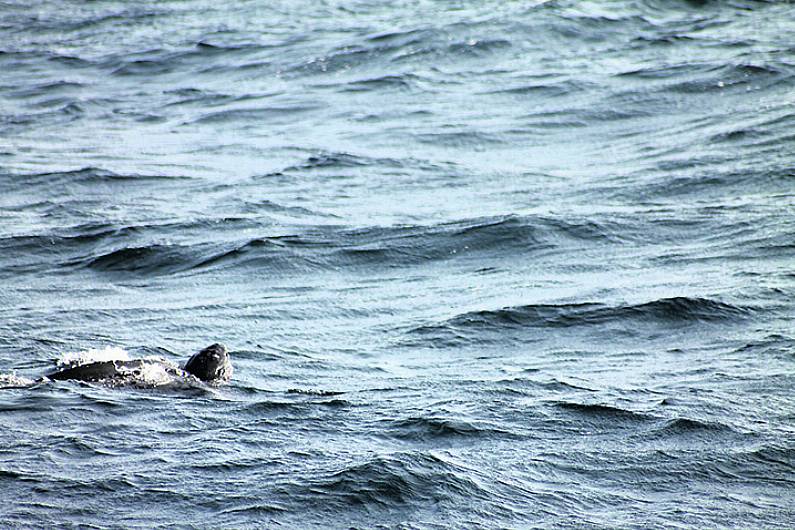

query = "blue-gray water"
[[1, 0, 794, 528]]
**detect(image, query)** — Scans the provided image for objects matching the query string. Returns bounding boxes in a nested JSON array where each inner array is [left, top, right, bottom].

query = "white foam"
[[59, 345, 130, 367], [116, 357, 192, 388], [0, 372, 36, 388], [122, 361, 173, 387]]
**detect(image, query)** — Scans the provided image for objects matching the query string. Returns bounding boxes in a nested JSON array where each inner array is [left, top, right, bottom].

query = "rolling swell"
[[72, 237, 324, 276], [411, 297, 753, 345], [79, 244, 213, 275], [386, 416, 514, 441], [317, 214, 632, 267], [0, 167, 188, 193], [46, 213, 644, 277], [556, 401, 656, 423], [649, 417, 741, 439], [299, 452, 487, 510]]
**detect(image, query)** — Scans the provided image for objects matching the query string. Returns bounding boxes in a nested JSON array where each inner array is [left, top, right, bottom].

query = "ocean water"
[[1, 0, 794, 527]]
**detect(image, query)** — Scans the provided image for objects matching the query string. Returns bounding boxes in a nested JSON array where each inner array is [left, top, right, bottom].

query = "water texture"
[[1, 0, 794, 528]]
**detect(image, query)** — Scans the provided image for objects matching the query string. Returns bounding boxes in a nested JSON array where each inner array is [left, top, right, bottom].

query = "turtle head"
[[183, 343, 232, 383]]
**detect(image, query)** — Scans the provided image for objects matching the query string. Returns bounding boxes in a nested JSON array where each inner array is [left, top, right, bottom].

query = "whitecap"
[[0, 372, 37, 388]]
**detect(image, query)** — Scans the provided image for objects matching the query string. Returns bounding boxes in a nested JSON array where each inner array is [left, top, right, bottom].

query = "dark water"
[[1, 0, 794, 527]]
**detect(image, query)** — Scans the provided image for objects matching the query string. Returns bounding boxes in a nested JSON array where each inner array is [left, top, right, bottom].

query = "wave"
[[283, 27, 511, 78], [0, 216, 269, 267], [412, 130, 508, 147], [261, 150, 459, 178], [296, 452, 487, 509], [330, 216, 544, 266], [484, 78, 594, 98], [651, 417, 738, 436], [441, 296, 749, 328], [555, 402, 656, 424], [331, 213, 632, 265], [8, 80, 85, 99], [52, 212, 638, 277], [738, 444, 795, 471], [1, 223, 134, 253], [336, 73, 420, 93], [286, 388, 345, 396], [38, 201, 779, 278], [0, 167, 188, 191], [70, 238, 319, 277], [188, 103, 322, 126], [286, 37, 413, 77], [111, 58, 173, 77], [162, 87, 241, 109], [76, 244, 210, 275], [194, 40, 263, 55], [280, 151, 408, 171], [239, 398, 350, 416], [2, 0, 793, 527], [386, 416, 514, 441], [490, 377, 596, 396], [0, 103, 85, 134], [409, 296, 753, 345], [668, 62, 793, 94]]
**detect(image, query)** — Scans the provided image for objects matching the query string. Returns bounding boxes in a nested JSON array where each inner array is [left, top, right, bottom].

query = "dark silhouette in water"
[[183, 343, 233, 382], [47, 343, 232, 384]]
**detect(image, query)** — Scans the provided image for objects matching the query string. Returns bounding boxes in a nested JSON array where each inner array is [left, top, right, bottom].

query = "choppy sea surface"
[[1, 0, 794, 528]]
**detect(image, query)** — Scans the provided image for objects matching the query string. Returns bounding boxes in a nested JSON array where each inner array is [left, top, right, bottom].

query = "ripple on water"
[[1, 0, 794, 528]]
